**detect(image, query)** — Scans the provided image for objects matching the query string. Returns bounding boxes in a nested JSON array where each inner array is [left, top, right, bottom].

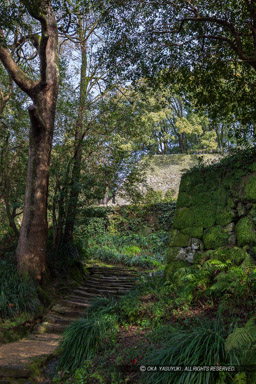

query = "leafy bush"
[[0, 257, 40, 319]]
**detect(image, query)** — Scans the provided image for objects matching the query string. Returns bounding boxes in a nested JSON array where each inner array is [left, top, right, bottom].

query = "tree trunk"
[[64, 33, 88, 243], [0, 1, 61, 281], [17, 85, 58, 279]]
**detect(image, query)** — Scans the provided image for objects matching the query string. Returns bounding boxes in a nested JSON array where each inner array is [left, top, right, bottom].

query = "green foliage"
[[203, 226, 229, 249], [81, 204, 172, 269], [225, 316, 256, 355], [141, 318, 236, 384], [0, 256, 40, 319], [244, 174, 256, 201], [58, 313, 118, 374], [235, 217, 256, 247], [169, 229, 190, 247], [144, 189, 164, 204]]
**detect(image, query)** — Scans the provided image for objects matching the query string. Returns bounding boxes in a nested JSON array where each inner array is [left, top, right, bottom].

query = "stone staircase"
[[0, 266, 138, 383]]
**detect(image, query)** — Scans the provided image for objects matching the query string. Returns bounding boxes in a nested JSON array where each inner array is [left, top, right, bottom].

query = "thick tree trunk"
[[12, 2, 59, 281], [16, 97, 56, 279]]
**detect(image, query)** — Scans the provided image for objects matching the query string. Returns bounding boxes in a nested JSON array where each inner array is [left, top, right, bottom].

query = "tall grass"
[[58, 312, 118, 373], [141, 318, 238, 384], [0, 258, 40, 319]]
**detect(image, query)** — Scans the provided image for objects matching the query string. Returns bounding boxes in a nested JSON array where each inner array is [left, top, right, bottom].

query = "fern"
[[232, 373, 247, 384], [241, 253, 256, 270], [225, 316, 256, 354]]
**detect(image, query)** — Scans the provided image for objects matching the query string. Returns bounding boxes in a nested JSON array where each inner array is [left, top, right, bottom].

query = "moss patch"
[[203, 226, 229, 250], [173, 207, 194, 229], [169, 230, 190, 247], [176, 192, 192, 208], [166, 247, 180, 263], [215, 207, 235, 226], [245, 174, 256, 201], [181, 226, 203, 239], [235, 217, 256, 247], [193, 203, 216, 229], [205, 247, 247, 265]]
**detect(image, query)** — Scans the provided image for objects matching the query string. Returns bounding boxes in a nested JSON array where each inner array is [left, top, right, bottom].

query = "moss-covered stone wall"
[[166, 149, 256, 279]]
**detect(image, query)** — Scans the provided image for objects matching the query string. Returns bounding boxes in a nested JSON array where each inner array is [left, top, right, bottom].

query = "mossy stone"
[[244, 174, 256, 201], [227, 197, 235, 209], [190, 191, 212, 207], [181, 226, 203, 239], [179, 175, 193, 193], [176, 192, 191, 208], [215, 187, 228, 207], [173, 207, 194, 229], [166, 247, 180, 263], [193, 203, 216, 229], [248, 205, 256, 222], [169, 229, 190, 247], [203, 226, 229, 249], [236, 217, 256, 246], [215, 206, 235, 226]]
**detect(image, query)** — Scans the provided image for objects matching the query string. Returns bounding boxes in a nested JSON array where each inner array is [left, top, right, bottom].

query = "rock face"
[[115, 154, 223, 205], [165, 149, 256, 279]]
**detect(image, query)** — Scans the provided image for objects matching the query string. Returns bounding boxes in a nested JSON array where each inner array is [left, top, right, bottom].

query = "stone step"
[[89, 266, 137, 273], [44, 323, 68, 334], [68, 291, 105, 300], [90, 273, 137, 280], [88, 266, 138, 274], [84, 278, 134, 287], [0, 265, 140, 381], [74, 287, 119, 295], [44, 314, 80, 326], [76, 286, 131, 295], [60, 300, 91, 309], [50, 305, 85, 318], [90, 269, 137, 274]]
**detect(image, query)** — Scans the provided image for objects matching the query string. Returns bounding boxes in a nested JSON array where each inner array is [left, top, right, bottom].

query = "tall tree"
[[0, 0, 59, 280], [55, 0, 111, 244]]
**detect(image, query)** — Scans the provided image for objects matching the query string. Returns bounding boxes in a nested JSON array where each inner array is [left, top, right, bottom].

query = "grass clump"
[[58, 308, 118, 374], [0, 256, 40, 319]]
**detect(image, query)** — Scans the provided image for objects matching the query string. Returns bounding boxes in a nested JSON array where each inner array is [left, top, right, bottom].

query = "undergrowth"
[[56, 258, 256, 383], [0, 255, 40, 319]]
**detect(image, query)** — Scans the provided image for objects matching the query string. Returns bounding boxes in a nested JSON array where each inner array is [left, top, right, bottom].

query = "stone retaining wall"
[[165, 149, 256, 278]]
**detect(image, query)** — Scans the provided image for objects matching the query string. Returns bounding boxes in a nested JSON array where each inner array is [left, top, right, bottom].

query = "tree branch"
[[0, 37, 37, 96], [179, 16, 246, 59]]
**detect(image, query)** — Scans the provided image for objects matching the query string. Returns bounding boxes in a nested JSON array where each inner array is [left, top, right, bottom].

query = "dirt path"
[[0, 266, 138, 383]]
